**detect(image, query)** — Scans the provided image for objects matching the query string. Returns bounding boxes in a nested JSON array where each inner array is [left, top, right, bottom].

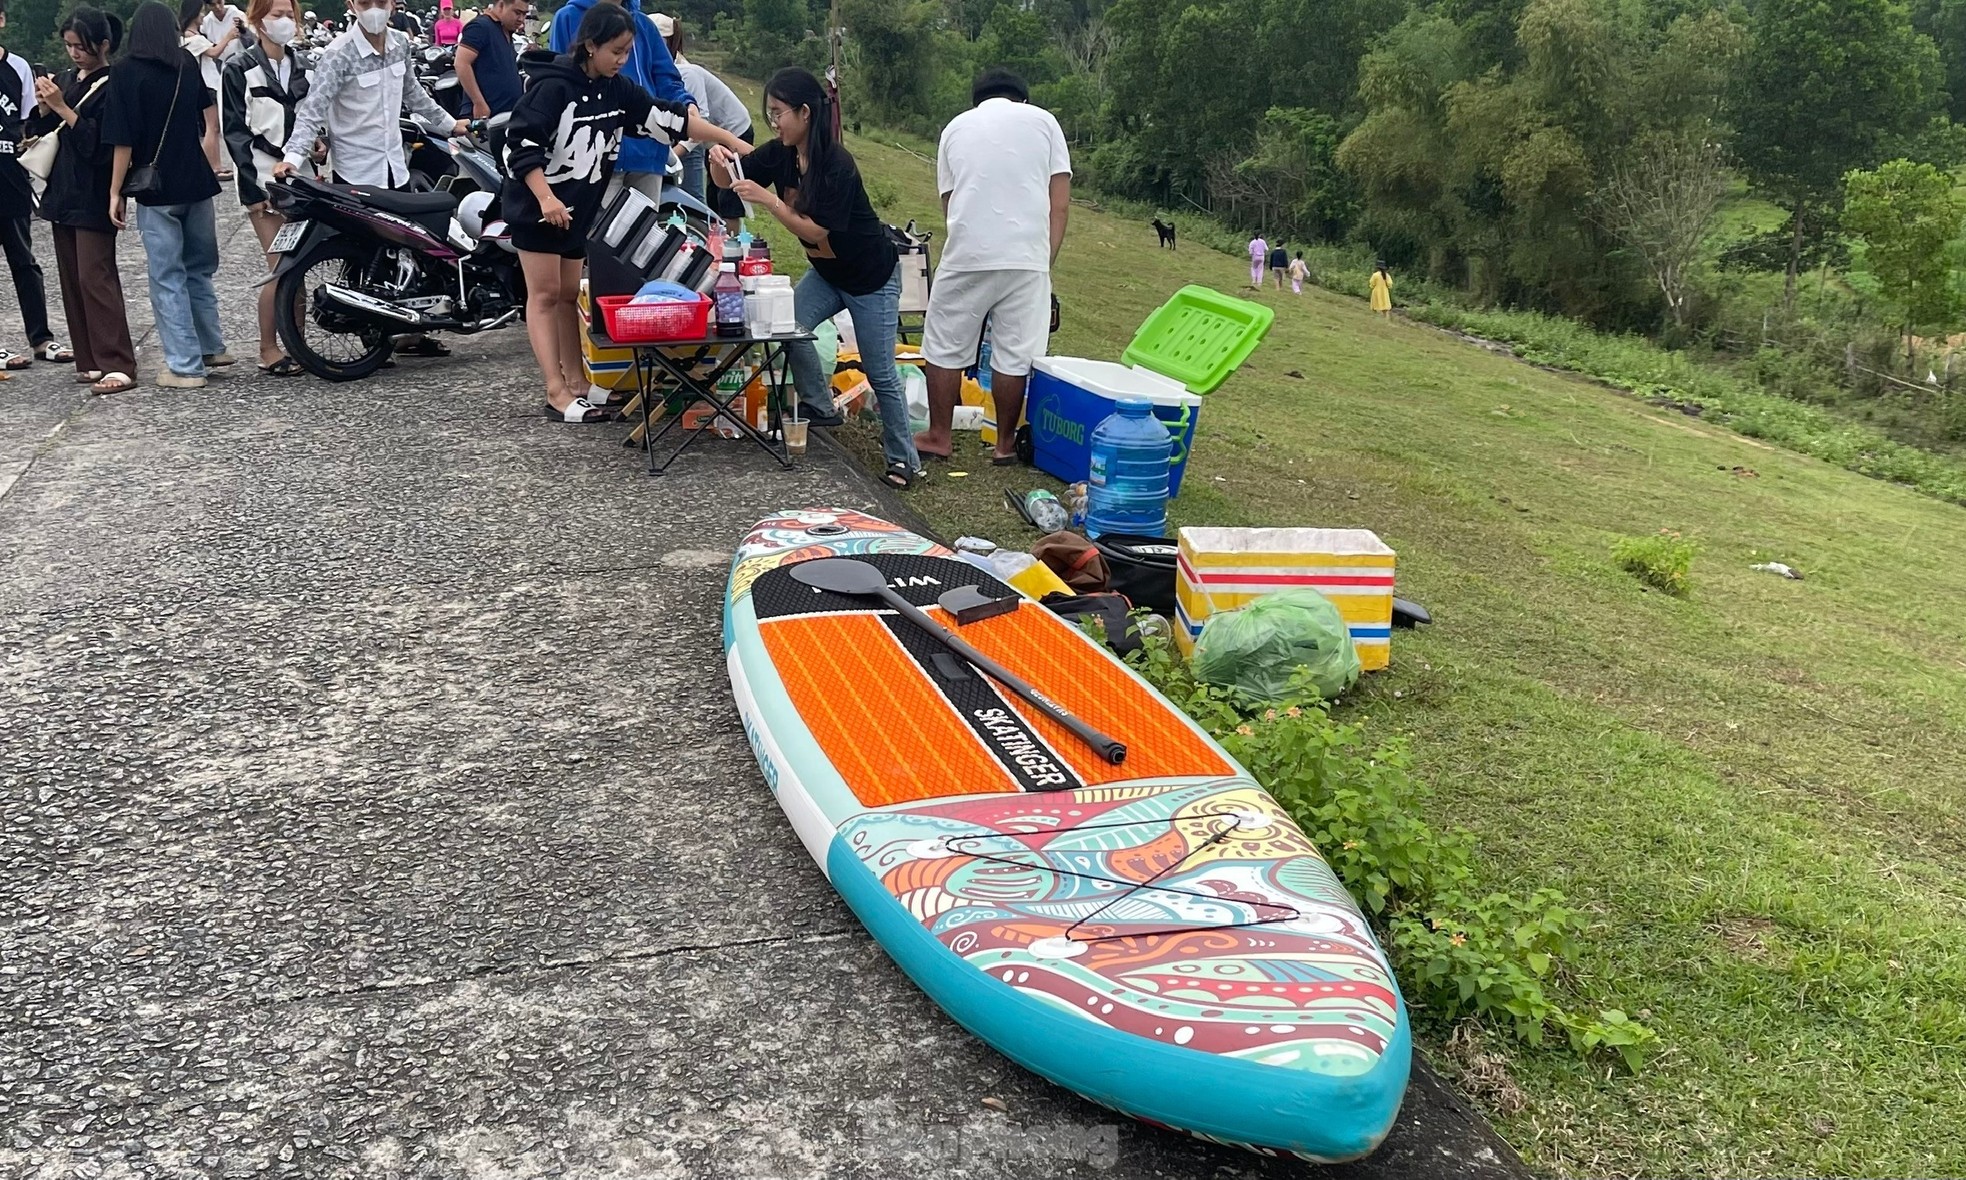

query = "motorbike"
[[265, 124, 524, 382]]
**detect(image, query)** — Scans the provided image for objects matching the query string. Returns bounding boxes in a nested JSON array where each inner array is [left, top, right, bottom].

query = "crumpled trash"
[[1192, 588, 1361, 703], [1750, 562, 1803, 580]]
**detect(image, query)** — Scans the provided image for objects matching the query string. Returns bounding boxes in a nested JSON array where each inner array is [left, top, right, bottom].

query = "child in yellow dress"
[[1369, 263, 1392, 317]]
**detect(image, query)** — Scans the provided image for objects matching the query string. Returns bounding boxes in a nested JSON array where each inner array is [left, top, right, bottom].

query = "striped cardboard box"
[[1175, 526, 1396, 671]]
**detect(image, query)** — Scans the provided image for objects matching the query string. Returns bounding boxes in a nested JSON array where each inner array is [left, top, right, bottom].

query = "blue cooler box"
[[1027, 357, 1203, 498]]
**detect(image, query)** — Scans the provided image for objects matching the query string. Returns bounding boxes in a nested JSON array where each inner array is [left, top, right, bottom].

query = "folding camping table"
[[588, 325, 817, 476]]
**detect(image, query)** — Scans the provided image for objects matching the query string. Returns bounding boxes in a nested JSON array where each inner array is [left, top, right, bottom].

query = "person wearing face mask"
[[275, 0, 467, 355], [223, 0, 311, 375], [277, 0, 465, 191]]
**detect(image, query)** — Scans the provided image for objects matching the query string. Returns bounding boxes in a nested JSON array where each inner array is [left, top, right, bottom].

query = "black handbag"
[[120, 65, 182, 201], [1092, 533, 1180, 616]]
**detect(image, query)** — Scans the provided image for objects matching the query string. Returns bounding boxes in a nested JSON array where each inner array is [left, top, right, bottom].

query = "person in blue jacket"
[[549, 0, 685, 202]]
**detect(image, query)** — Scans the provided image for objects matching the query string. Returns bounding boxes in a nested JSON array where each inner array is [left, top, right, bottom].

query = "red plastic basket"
[[597, 294, 712, 343]]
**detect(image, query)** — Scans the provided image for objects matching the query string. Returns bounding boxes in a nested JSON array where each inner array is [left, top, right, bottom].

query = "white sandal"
[[544, 397, 618, 424], [90, 371, 136, 396]]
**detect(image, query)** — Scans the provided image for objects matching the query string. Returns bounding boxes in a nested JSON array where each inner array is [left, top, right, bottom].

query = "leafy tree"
[[1594, 131, 1730, 329], [1735, 0, 1945, 308], [839, 0, 944, 125], [1212, 108, 1356, 241], [977, 3, 1061, 88], [730, 0, 820, 77], [1335, 12, 1476, 277], [1841, 158, 1965, 365]]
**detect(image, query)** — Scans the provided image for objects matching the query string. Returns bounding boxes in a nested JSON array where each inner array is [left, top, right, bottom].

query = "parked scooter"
[[266, 120, 717, 382], [266, 129, 525, 382]]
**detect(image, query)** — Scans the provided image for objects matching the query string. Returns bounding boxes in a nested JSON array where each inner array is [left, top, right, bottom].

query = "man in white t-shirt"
[[915, 68, 1070, 463], [201, 0, 251, 62]]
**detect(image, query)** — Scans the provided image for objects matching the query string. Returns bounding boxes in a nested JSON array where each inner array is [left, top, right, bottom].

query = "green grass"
[[722, 75, 1966, 1177]]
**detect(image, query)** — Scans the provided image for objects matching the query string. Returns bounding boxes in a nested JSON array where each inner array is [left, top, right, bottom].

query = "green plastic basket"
[[1120, 285, 1275, 394]]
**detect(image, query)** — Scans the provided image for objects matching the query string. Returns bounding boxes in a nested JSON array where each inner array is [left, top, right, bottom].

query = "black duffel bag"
[[1093, 534, 1179, 616]]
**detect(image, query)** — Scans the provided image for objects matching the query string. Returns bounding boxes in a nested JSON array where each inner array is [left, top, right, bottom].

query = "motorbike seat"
[[344, 186, 457, 217]]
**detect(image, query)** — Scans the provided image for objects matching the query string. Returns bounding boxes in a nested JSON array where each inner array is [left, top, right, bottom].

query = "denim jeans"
[[786, 264, 917, 473], [135, 199, 226, 377], [679, 144, 707, 203]]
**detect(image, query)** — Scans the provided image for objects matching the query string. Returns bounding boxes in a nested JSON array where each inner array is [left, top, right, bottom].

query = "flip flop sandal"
[[0, 350, 30, 371], [35, 341, 74, 363], [989, 453, 1020, 466], [396, 338, 452, 358], [883, 462, 920, 490], [74, 369, 103, 384], [544, 397, 618, 424], [90, 372, 135, 396], [258, 358, 304, 377]]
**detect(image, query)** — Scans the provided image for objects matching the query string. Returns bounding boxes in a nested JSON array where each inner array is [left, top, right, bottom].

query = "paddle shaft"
[[877, 587, 1128, 766]]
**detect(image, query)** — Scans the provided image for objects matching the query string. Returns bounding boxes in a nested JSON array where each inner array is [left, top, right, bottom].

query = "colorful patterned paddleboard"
[[724, 510, 1411, 1161]]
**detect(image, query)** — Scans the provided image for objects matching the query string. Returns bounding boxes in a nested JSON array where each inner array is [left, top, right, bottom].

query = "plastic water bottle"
[[1022, 490, 1069, 532], [1084, 398, 1171, 539]]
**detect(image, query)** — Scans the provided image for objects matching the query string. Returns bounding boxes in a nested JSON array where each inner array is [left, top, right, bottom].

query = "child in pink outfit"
[[1248, 236, 1267, 289]]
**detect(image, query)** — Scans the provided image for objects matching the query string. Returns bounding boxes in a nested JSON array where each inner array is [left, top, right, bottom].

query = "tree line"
[[709, 0, 1966, 375]]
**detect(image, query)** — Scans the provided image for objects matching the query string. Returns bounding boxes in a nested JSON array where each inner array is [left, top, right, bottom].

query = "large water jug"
[[1084, 398, 1171, 539]]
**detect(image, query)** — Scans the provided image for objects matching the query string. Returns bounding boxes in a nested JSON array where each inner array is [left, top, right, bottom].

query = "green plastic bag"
[[1192, 588, 1362, 703]]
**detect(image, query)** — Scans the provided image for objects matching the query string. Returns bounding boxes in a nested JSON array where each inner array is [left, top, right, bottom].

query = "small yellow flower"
[[1263, 709, 1279, 721], [1284, 706, 1302, 718], [1450, 932, 1467, 947], [1342, 840, 1359, 850], [1234, 724, 1254, 737]]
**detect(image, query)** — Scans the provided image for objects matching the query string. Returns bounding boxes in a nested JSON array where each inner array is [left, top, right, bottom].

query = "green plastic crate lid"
[[1121, 285, 1275, 394]]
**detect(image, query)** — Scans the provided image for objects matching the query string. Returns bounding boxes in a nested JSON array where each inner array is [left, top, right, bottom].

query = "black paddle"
[[788, 558, 1128, 766]]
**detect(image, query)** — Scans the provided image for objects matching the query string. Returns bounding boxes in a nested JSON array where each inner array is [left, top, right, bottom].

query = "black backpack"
[[1092, 534, 1179, 616]]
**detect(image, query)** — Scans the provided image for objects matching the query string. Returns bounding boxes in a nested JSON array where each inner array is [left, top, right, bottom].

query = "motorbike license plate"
[[269, 220, 309, 253]]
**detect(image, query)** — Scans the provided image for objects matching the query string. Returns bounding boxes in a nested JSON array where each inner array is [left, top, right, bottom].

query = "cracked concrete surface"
[[1, 200, 1528, 1179]]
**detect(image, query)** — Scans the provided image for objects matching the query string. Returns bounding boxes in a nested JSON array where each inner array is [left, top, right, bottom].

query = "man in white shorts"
[[914, 68, 1070, 464]]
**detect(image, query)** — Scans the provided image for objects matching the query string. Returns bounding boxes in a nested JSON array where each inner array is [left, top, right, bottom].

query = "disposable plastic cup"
[[784, 420, 809, 455]]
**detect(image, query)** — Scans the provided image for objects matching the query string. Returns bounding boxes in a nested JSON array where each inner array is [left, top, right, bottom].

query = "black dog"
[[1151, 218, 1177, 249]]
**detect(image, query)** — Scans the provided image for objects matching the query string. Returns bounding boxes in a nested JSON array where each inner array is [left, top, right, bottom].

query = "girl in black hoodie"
[[502, 0, 748, 423]]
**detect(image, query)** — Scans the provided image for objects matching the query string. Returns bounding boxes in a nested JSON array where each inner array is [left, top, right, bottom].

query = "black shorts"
[[509, 221, 587, 259]]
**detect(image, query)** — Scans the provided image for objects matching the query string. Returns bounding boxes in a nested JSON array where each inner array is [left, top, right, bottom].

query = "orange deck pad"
[[760, 613, 1021, 807], [929, 605, 1232, 785], [759, 605, 1231, 808]]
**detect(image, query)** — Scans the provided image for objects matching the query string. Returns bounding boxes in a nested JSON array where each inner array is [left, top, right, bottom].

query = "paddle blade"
[[787, 557, 892, 596]]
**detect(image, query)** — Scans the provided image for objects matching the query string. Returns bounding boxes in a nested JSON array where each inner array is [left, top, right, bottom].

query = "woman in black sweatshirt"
[[501, 1, 748, 423]]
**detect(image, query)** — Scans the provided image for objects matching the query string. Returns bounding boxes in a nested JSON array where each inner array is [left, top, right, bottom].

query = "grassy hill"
[[720, 77, 1966, 1177]]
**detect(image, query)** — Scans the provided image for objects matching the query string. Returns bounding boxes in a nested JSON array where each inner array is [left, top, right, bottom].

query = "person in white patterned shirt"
[[274, 0, 466, 354], [274, 0, 465, 189]]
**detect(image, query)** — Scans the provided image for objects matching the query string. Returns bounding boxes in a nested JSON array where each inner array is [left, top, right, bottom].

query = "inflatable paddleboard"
[[724, 509, 1411, 1162]]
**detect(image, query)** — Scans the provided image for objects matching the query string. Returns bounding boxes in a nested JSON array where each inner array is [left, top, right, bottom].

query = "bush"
[[1125, 635, 1656, 1069], [1612, 529, 1698, 596]]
